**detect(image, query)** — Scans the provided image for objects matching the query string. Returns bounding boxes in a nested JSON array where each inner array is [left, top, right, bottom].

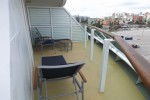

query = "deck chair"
[[33, 27, 55, 53], [37, 55, 86, 100]]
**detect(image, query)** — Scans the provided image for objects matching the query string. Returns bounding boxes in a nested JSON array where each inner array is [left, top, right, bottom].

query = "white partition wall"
[[28, 7, 84, 43], [9, 0, 33, 100]]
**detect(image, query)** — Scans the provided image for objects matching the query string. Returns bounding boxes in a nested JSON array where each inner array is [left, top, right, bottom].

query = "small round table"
[[60, 39, 72, 52]]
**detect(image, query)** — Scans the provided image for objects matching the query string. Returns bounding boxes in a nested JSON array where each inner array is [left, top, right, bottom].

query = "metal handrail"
[[88, 25, 150, 91]]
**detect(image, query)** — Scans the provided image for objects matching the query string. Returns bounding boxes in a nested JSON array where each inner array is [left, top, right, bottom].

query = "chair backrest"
[[38, 62, 85, 79], [34, 27, 42, 39]]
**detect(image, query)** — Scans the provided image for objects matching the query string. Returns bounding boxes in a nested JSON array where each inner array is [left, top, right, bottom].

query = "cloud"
[[121, 1, 139, 6], [65, 0, 150, 17], [109, 1, 139, 8], [131, 6, 150, 9]]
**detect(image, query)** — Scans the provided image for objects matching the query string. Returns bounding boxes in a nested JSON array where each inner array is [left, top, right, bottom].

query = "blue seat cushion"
[[42, 39, 54, 45]]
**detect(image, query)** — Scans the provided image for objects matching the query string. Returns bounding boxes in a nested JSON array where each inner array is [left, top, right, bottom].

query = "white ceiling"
[[26, 0, 67, 7]]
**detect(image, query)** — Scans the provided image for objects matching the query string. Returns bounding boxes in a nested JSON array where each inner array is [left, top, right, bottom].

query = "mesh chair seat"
[[42, 39, 55, 45]]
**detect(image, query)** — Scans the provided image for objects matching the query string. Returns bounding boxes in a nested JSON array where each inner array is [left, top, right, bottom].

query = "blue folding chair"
[[37, 55, 86, 100]]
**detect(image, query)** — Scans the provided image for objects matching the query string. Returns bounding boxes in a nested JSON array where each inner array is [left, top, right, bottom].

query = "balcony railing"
[[87, 25, 150, 91]]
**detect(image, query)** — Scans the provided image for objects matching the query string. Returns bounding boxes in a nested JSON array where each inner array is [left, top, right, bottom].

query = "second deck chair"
[[33, 27, 56, 53], [37, 55, 86, 100]]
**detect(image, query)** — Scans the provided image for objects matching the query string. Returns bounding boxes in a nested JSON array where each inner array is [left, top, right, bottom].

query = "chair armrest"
[[79, 70, 87, 83]]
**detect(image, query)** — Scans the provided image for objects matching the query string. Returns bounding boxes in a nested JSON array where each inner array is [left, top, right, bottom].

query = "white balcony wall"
[[28, 7, 84, 43], [0, 0, 11, 100], [9, 0, 33, 100]]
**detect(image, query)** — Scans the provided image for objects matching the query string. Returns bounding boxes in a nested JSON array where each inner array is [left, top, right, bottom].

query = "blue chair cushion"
[[42, 39, 55, 45]]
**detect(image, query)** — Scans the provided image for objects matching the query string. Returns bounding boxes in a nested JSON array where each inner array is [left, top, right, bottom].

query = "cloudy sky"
[[64, 0, 150, 18]]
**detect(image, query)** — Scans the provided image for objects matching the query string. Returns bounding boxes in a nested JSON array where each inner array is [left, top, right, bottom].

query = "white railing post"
[[90, 29, 95, 61], [87, 28, 89, 41], [84, 26, 87, 48], [99, 39, 110, 92], [70, 15, 72, 40]]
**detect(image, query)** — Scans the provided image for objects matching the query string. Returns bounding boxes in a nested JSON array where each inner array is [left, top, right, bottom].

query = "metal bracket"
[[136, 76, 142, 84], [115, 56, 122, 61]]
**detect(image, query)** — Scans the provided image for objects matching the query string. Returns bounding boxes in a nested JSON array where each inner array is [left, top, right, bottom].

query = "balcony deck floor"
[[33, 41, 145, 100]]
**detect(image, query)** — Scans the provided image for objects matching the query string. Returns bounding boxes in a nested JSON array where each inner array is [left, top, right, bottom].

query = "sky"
[[64, 0, 150, 18]]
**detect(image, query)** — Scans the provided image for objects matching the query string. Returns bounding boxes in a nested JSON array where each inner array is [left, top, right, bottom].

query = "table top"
[[60, 39, 72, 44]]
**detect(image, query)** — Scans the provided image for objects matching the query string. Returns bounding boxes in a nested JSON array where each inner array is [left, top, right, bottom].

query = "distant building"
[[88, 18, 98, 25], [102, 16, 112, 26], [103, 20, 111, 26], [145, 12, 150, 18], [74, 15, 89, 24], [132, 15, 144, 23], [145, 12, 150, 23], [112, 12, 132, 24]]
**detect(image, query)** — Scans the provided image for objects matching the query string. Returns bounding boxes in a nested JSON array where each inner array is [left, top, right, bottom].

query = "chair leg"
[[41, 44, 43, 55], [71, 42, 73, 50], [73, 76, 79, 100], [37, 84, 40, 100], [38, 78, 42, 100], [44, 78, 48, 100], [53, 43, 56, 54], [81, 81, 84, 100]]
